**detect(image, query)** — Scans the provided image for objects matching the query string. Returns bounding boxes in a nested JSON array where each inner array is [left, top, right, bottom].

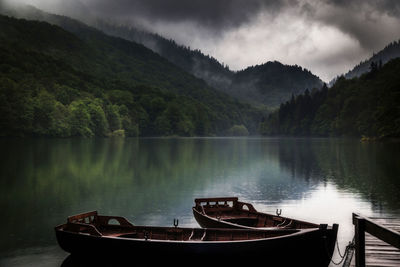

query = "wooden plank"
[[351, 214, 400, 267], [364, 220, 400, 249]]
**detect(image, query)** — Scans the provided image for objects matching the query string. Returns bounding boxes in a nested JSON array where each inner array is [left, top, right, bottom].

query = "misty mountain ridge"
[[1, 2, 323, 108], [329, 40, 400, 86], [230, 61, 323, 107], [94, 20, 234, 88], [95, 19, 324, 108], [0, 12, 262, 137]]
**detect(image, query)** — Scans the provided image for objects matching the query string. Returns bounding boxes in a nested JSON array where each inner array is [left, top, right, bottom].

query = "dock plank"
[[349, 217, 400, 267]]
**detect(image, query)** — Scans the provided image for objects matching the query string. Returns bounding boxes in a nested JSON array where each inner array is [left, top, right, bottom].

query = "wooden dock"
[[345, 214, 400, 267]]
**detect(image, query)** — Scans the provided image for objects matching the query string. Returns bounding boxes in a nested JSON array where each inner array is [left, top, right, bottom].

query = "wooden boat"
[[55, 211, 338, 266], [193, 197, 323, 230]]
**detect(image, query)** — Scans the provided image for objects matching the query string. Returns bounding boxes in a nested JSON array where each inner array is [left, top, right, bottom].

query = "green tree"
[[53, 84, 80, 105], [69, 100, 93, 137], [119, 104, 138, 137], [106, 104, 122, 132], [87, 99, 108, 136], [154, 113, 172, 136], [227, 125, 249, 136], [177, 115, 195, 136], [33, 89, 56, 135], [49, 102, 71, 137]]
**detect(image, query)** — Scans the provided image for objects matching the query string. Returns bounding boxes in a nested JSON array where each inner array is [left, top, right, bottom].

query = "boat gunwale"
[[193, 207, 258, 230], [55, 223, 321, 244], [193, 197, 320, 229]]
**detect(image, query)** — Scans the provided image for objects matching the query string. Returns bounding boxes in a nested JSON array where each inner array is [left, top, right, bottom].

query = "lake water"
[[0, 137, 399, 266]]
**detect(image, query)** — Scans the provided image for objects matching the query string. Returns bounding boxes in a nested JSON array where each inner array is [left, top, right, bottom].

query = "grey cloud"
[[16, 0, 400, 49], [82, 0, 287, 30], [9, 0, 400, 80], [322, 0, 400, 15], [83, 0, 400, 48], [298, 0, 400, 51]]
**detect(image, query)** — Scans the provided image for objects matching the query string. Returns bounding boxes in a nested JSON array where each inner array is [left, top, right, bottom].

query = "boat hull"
[[55, 225, 337, 266], [193, 197, 320, 230]]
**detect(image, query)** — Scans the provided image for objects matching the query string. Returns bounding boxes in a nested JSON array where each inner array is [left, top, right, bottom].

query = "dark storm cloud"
[[83, 0, 400, 23], [8, 0, 400, 80], [18, 0, 400, 49], [82, 0, 400, 49], [83, 0, 287, 29], [9, 0, 400, 44], [322, 0, 400, 15], [300, 0, 400, 50]]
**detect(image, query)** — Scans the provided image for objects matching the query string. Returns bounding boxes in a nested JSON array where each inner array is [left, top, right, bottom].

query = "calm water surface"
[[0, 137, 399, 266]]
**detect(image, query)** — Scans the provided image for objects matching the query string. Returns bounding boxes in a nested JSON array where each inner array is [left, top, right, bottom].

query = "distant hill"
[[95, 20, 235, 89], [0, 14, 262, 137], [330, 40, 400, 85], [229, 61, 323, 107], [1, 3, 324, 108], [260, 58, 400, 138], [96, 21, 324, 108]]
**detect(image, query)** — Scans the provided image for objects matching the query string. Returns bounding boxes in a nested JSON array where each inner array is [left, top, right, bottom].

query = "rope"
[[323, 235, 355, 266], [336, 239, 345, 258], [329, 238, 355, 266]]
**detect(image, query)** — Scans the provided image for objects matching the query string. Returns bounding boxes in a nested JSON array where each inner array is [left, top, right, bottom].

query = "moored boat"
[[55, 210, 338, 266], [193, 197, 322, 229]]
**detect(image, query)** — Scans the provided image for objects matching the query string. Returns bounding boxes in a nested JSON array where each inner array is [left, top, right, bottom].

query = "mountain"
[[2, 3, 324, 108], [1, 3, 324, 109], [96, 21, 324, 108], [330, 40, 400, 85], [94, 20, 235, 89], [260, 58, 400, 138], [229, 62, 323, 107], [38, 12, 317, 108], [0, 14, 262, 137]]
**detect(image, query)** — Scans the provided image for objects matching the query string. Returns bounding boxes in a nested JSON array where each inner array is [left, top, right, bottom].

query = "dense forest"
[[260, 58, 400, 138], [330, 40, 400, 85], [230, 61, 323, 107], [0, 15, 262, 137], [1, 3, 323, 108], [3, 4, 399, 139]]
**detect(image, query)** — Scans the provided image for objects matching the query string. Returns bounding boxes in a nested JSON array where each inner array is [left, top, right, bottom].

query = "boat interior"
[[193, 197, 318, 229], [58, 211, 302, 242]]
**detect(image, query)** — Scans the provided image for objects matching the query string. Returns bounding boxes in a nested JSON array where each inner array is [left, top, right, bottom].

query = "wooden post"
[[353, 213, 366, 267]]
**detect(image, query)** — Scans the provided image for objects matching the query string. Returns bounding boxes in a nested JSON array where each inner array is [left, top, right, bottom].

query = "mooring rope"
[[336, 239, 345, 259], [325, 236, 355, 266]]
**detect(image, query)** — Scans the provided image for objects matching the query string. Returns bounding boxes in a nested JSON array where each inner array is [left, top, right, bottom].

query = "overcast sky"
[[7, 0, 400, 81]]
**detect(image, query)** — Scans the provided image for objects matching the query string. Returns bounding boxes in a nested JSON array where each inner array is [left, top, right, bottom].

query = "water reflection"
[[274, 138, 400, 211], [0, 137, 399, 266]]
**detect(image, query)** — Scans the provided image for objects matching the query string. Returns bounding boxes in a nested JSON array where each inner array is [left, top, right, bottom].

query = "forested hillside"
[[230, 62, 323, 107], [0, 15, 262, 137], [3, 5, 322, 108], [98, 22, 323, 108], [95, 20, 235, 92], [1, 3, 322, 108], [260, 59, 400, 138], [330, 40, 400, 85]]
